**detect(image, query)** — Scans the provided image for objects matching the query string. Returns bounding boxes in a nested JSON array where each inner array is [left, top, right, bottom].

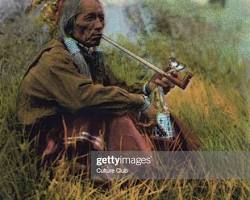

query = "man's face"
[[73, 0, 105, 47]]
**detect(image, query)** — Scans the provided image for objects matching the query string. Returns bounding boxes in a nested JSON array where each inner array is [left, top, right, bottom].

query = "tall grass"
[[104, 33, 249, 150], [0, 0, 250, 199]]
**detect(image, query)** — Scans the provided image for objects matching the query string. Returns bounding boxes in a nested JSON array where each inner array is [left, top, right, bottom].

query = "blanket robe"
[[17, 39, 200, 168]]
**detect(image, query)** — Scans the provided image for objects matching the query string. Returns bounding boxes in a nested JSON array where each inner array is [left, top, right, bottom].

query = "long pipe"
[[102, 34, 169, 77], [102, 34, 192, 89]]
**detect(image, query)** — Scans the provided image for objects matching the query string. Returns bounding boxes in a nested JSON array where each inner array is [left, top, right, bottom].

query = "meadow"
[[0, 0, 249, 199]]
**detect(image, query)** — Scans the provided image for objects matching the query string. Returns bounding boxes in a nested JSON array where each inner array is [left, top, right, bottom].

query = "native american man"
[[17, 0, 200, 166]]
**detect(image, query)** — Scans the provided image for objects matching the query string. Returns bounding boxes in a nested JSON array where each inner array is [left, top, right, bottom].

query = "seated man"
[[17, 0, 198, 167]]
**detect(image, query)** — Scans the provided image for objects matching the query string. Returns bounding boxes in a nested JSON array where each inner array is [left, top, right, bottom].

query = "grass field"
[[0, 0, 250, 199]]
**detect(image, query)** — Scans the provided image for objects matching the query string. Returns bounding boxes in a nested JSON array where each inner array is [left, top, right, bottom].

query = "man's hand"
[[148, 75, 175, 94], [144, 71, 177, 96]]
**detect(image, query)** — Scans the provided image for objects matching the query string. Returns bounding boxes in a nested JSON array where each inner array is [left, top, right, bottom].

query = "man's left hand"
[[145, 73, 176, 95]]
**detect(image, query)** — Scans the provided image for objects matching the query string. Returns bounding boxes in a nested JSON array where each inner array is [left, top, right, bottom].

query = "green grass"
[[0, 1, 250, 199]]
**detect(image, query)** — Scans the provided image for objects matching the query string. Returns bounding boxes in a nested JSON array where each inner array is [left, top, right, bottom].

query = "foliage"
[[0, 0, 249, 199], [0, 16, 51, 199], [27, 0, 63, 31]]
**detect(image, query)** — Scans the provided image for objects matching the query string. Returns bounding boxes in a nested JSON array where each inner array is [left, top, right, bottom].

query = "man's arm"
[[25, 47, 146, 115]]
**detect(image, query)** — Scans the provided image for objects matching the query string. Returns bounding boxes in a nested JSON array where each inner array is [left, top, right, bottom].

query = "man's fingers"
[[154, 78, 174, 88], [154, 79, 168, 88], [162, 77, 175, 87]]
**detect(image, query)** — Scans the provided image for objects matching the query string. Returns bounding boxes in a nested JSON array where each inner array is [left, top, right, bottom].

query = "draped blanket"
[[26, 113, 200, 170]]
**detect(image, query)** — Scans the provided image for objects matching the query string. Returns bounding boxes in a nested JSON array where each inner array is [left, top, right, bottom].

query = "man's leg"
[[105, 115, 153, 151]]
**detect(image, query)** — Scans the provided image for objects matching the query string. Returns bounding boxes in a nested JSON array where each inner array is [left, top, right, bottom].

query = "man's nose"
[[95, 17, 104, 30]]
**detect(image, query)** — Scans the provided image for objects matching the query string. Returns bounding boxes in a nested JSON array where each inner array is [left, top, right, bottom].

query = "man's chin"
[[93, 39, 101, 46], [85, 39, 101, 47]]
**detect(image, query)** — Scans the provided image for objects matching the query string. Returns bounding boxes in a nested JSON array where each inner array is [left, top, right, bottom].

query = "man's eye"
[[99, 14, 104, 21], [85, 17, 94, 21], [84, 13, 104, 22], [85, 15, 96, 21]]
